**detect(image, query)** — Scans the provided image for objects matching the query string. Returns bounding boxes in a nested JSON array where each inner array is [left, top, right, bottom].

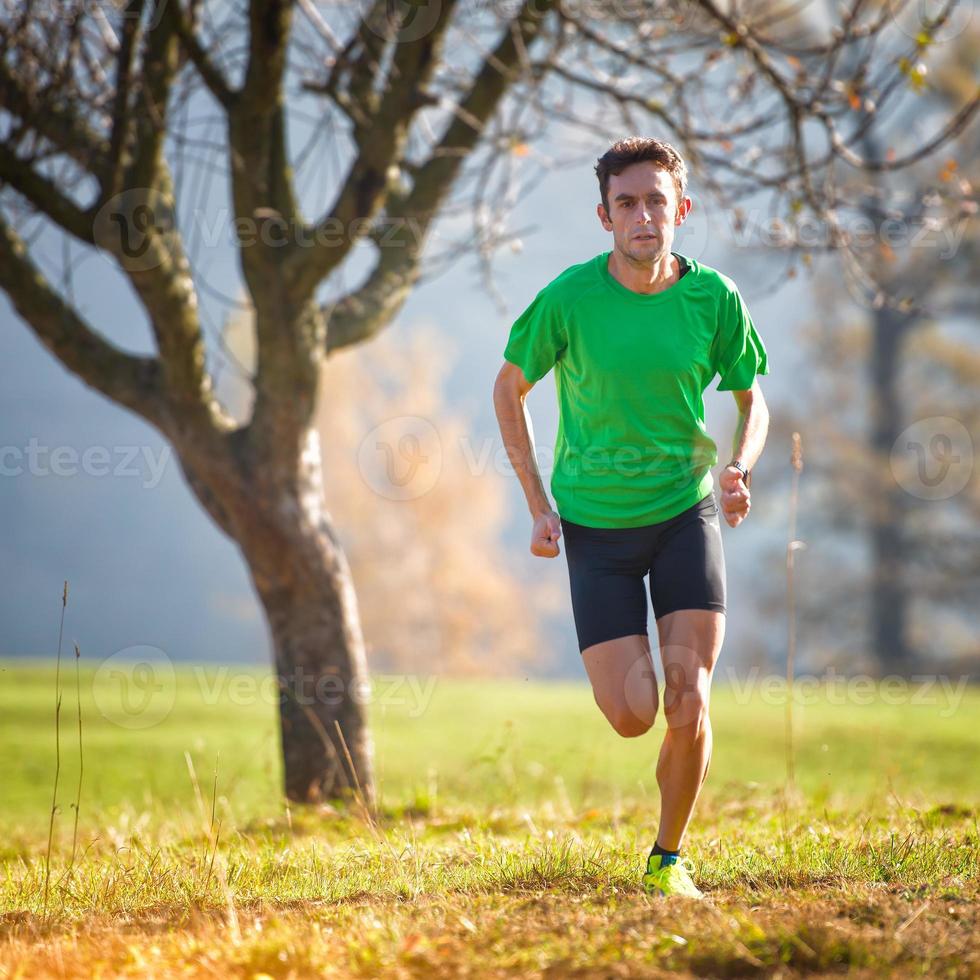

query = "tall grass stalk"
[[69, 642, 84, 869], [276, 678, 381, 835], [42, 581, 69, 919], [785, 433, 805, 791], [55, 642, 85, 895]]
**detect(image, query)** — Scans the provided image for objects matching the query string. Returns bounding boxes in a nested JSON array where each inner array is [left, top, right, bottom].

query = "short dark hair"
[[595, 137, 688, 215]]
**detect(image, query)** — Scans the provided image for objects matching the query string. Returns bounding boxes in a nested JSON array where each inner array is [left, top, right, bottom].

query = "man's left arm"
[[719, 377, 770, 529]]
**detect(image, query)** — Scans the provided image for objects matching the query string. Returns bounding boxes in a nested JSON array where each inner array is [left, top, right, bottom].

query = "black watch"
[[728, 459, 750, 484]]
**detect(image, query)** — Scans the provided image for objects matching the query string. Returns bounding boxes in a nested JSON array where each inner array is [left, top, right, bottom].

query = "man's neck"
[[607, 249, 679, 295]]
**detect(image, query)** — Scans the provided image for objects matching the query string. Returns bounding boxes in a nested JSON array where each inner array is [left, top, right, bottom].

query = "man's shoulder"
[[689, 257, 740, 297], [534, 254, 603, 305]]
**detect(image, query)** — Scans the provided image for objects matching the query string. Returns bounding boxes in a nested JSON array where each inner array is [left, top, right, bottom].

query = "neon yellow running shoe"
[[642, 853, 704, 899]]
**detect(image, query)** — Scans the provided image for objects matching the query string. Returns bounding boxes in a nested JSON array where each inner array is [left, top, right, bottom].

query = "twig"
[[42, 580, 69, 921], [57, 641, 85, 893], [184, 750, 207, 823], [276, 680, 394, 857], [895, 900, 930, 936], [333, 718, 377, 829], [275, 678, 358, 806], [70, 641, 83, 868], [785, 434, 805, 791], [201, 754, 221, 893]]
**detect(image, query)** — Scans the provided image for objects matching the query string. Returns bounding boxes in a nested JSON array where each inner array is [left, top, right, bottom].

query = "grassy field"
[[1, 657, 978, 977]]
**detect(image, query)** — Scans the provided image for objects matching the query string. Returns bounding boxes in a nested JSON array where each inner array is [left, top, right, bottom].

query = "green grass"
[[1, 658, 978, 977]]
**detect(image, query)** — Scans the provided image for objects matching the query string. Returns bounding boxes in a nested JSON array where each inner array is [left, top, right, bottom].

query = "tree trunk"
[[869, 302, 915, 673], [251, 531, 376, 807], [178, 426, 376, 806]]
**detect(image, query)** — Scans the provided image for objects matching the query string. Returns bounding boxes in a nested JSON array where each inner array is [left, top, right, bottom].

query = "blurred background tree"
[[759, 24, 979, 676]]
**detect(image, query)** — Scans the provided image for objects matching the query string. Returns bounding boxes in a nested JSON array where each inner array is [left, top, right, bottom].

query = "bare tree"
[[1, 0, 976, 803]]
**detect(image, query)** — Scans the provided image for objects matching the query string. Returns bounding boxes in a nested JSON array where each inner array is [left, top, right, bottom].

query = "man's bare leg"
[[653, 609, 725, 850], [581, 633, 659, 738]]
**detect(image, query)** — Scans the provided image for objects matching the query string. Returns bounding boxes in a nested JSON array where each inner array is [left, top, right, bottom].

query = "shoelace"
[[647, 855, 697, 887], [671, 856, 696, 877]]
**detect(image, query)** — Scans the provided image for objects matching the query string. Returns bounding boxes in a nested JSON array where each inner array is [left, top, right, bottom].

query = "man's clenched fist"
[[531, 510, 562, 557], [719, 465, 751, 528]]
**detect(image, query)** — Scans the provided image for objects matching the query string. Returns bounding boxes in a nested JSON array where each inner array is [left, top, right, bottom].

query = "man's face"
[[597, 162, 692, 263]]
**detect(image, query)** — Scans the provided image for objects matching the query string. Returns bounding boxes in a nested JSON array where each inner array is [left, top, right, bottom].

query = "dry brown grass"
[[3, 877, 977, 979]]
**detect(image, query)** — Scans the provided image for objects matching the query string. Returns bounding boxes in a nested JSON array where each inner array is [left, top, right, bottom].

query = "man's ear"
[[597, 202, 612, 230], [675, 197, 693, 225]]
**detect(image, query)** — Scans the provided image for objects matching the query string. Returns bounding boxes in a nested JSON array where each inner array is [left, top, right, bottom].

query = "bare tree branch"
[[171, 0, 237, 110], [824, 89, 980, 172], [324, 0, 557, 355], [0, 214, 166, 425], [287, 0, 464, 299], [227, 0, 299, 240], [0, 58, 109, 175], [104, 0, 144, 198], [128, 1, 179, 189], [0, 143, 95, 242]]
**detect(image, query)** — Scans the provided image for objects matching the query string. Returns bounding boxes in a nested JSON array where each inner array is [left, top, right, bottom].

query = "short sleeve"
[[712, 283, 770, 391], [502, 288, 567, 384]]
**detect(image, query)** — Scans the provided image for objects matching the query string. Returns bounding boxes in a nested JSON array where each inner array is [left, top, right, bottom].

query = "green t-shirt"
[[502, 250, 770, 528]]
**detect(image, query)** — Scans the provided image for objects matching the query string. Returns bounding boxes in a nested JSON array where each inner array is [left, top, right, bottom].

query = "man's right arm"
[[492, 362, 561, 556]]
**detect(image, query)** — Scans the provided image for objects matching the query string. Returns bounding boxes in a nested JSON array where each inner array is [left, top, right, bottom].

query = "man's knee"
[[583, 633, 659, 738], [664, 688, 709, 737], [597, 696, 657, 738]]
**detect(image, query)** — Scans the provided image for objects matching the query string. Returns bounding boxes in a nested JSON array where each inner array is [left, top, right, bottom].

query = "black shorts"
[[560, 491, 727, 653]]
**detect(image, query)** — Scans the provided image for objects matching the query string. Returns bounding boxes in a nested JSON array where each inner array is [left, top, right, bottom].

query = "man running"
[[492, 136, 770, 898]]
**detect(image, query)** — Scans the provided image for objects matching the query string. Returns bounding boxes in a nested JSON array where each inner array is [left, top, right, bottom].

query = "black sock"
[[649, 841, 680, 866]]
